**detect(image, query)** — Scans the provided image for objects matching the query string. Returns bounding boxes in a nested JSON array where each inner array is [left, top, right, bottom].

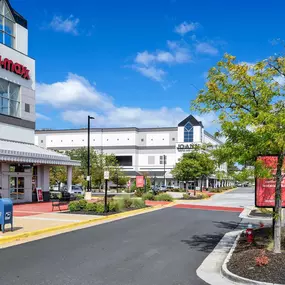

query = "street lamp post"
[[163, 155, 166, 186], [87, 115, 95, 192]]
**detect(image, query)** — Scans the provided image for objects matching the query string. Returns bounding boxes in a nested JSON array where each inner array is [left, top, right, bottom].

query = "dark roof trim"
[[36, 127, 177, 134], [178, 115, 203, 127], [4, 0, 28, 29], [0, 113, 35, 129]]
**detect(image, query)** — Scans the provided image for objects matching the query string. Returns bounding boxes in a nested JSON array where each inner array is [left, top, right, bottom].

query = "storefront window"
[[0, 78, 20, 117], [0, 2, 15, 48]]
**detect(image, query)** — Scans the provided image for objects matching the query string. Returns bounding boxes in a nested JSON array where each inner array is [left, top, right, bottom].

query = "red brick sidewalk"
[[13, 202, 68, 217]]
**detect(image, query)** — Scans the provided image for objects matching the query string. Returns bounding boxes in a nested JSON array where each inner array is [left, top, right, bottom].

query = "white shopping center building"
[[35, 115, 232, 190], [0, 0, 79, 203]]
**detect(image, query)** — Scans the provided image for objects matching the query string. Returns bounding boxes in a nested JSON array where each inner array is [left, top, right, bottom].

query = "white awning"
[[0, 140, 80, 166]]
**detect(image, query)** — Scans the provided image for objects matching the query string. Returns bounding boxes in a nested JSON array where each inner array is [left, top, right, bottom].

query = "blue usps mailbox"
[[0, 199, 13, 233]]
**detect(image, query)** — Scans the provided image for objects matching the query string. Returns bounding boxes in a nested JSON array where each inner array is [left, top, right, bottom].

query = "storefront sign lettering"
[[0, 55, 30, 80], [177, 144, 200, 151]]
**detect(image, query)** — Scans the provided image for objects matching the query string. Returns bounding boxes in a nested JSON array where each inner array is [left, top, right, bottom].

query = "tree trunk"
[[274, 152, 284, 254]]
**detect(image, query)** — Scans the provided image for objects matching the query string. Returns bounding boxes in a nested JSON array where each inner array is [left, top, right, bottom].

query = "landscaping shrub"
[[154, 193, 173, 202], [142, 192, 155, 201], [86, 202, 97, 212], [108, 200, 120, 212], [255, 251, 269, 266], [76, 194, 85, 200], [132, 199, 145, 209], [210, 188, 223, 193], [96, 202, 105, 213], [123, 197, 133, 208], [69, 201, 81, 212], [196, 193, 209, 199], [78, 199, 87, 210], [183, 193, 190, 200], [134, 188, 145, 197]]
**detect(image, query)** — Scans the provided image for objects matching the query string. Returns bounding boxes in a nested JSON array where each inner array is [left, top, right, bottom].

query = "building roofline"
[[204, 130, 223, 144], [36, 127, 178, 134], [5, 0, 28, 29]]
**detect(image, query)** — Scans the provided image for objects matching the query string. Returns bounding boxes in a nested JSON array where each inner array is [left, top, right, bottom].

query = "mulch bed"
[[228, 227, 285, 284]]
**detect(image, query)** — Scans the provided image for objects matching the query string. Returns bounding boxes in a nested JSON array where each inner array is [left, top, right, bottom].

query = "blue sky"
[[11, 0, 285, 132]]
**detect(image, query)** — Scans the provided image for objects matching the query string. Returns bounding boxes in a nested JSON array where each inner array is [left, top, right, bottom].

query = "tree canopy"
[[192, 53, 285, 253], [171, 145, 216, 192]]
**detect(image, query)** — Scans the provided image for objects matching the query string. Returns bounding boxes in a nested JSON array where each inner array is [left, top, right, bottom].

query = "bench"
[[51, 199, 68, 211]]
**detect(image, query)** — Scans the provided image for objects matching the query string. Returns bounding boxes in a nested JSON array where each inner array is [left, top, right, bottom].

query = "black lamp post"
[[163, 155, 166, 186], [87, 115, 95, 192]]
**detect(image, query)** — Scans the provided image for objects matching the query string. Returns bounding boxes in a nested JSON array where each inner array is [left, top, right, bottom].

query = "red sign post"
[[136, 176, 145, 188], [256, 156, 285, 207]]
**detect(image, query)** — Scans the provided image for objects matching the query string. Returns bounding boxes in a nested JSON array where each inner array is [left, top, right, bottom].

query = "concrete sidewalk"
[[0, 212, 101, 237], [177, 187, 255, 208]]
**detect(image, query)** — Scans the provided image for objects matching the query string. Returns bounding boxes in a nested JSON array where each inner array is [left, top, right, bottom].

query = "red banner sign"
[[36, 188, 44, 202], [0, 55, 30, 80], [256, 156, 285, 207], [136, 176, 145, 188]]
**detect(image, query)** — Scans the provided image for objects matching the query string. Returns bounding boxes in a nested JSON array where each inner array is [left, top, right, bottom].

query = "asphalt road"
[[0, 207, 241, 285]]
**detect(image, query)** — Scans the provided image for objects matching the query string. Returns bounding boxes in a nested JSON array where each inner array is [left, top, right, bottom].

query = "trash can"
[[0, 199, 13, 233]]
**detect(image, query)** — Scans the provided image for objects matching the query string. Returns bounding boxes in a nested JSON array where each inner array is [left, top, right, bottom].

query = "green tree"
[[192, 54, 285, 253], [66, 148, 125, 190], [50, 166, 67, 190], [171, 145, 216, 195]]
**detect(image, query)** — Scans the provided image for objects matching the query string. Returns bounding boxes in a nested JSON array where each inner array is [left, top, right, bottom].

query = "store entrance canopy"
[[0, 140, 80, 166]]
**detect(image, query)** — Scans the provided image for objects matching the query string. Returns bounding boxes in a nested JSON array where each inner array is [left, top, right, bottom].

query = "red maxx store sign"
[[0, 55, 30, 80]]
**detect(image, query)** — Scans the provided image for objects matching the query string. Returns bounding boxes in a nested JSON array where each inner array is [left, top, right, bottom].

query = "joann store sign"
[[177, 143, 201, 152], [0, 55, 30, 80]]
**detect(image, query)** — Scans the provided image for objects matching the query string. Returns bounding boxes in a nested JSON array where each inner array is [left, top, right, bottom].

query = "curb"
[[0, 203, 175, 245], [221, 232, 282, 285], [239, 208, 272, 221]]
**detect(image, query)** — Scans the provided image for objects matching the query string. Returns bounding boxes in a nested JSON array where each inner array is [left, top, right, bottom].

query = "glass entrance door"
[[9, 176, 25, 201]]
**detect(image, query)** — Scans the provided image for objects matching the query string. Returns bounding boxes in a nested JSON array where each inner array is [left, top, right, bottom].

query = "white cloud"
[[174, 21, 199, 36], [133, 41, 191, 82], [36, 113, 51, 121], [135, 51, 156, 66], [132, 66, 166, 82], [62, 107, 188, 128], [196, 42, 218, 56], [49, 15, 80, 35], [135, 44, 191, 67], [37, 74, 197, 128], [36, 73, 113, 110]]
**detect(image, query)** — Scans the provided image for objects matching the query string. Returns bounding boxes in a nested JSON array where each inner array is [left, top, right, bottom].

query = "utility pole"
[[87, 115, 94, 192]]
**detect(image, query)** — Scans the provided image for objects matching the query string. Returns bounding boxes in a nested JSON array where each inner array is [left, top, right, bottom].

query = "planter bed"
[[227, 227, 285, 284], [63, 206, 148, 216]]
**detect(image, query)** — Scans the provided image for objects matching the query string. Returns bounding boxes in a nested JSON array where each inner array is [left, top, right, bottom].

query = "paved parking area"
[[0, 207, 241, 285]]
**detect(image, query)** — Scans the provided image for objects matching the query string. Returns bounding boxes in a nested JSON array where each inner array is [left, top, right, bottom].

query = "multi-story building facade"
[[36, 115, 231, 189], [0, 0, 79, 203]]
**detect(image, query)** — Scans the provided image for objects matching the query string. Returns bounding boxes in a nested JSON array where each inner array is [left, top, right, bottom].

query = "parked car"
[[62, 185, 84, 195], [158, 185, 167, 192]]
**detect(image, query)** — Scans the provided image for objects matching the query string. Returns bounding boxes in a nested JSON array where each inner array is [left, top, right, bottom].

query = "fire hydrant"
[[246, 224, 254, 243]]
